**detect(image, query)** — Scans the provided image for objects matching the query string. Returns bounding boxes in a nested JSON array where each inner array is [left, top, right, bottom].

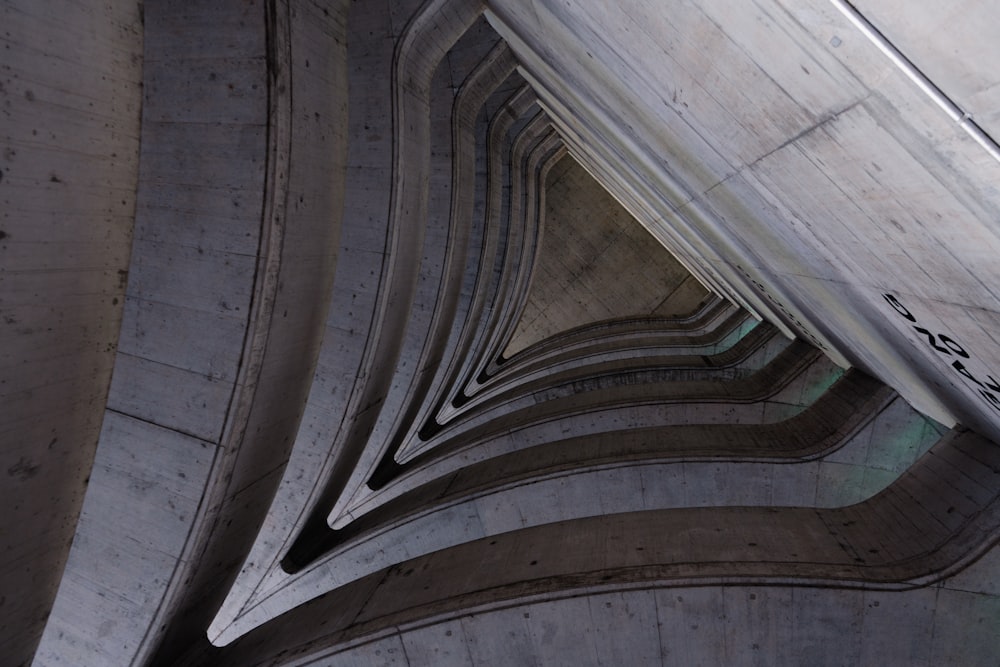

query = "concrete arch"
[[8, 1, 1000, 665]]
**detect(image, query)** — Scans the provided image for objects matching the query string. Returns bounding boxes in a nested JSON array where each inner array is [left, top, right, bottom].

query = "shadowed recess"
[[505, 155, 710, 355]]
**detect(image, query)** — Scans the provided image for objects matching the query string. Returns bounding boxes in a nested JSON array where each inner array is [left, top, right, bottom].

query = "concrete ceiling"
[[4, 0, 1000, 665], [506, 154, 709, 354]]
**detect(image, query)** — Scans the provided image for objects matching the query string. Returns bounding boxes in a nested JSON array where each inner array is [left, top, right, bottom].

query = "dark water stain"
[[7, 457, 40, 480]]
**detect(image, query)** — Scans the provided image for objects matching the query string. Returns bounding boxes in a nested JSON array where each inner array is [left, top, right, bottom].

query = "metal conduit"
[[831, 0, 1000, 163]]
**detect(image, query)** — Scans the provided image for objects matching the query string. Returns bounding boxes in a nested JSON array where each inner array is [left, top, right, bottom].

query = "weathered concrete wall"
[[33, 1, 348, 664], [33, 1, 268, 662], [485, 0, 1000, 440], [0, 2, 143, 664], [14, 2, 1000, 665], [185, 424, 1000, 666], [204, 567, 1000, 667], [207, 0, 509, 643], [855, 0, 1000, 140]]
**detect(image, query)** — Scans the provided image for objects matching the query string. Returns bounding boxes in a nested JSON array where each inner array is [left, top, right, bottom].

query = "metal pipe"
[[830, 0, 1000, 163]]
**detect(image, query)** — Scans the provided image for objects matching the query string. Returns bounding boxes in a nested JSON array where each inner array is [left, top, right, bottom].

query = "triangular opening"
[[505, 154, 710, 356]]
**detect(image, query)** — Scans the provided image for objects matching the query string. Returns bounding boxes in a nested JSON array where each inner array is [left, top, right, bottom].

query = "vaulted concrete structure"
[[4, 1, 1000, 665]]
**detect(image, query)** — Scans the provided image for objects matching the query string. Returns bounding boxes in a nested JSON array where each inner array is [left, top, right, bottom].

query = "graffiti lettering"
[[883, 293, 1000, 413], [912, 327, 969, 358]]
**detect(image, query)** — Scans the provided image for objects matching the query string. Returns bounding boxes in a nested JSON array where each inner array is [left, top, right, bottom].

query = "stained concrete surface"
[[507, 155, 709, 354], [5, 1, 1000, 666]]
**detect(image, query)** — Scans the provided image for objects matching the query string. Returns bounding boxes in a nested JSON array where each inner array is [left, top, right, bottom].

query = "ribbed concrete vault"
[[3, 1, 1000, 666], [506, 154, 710, 354]]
